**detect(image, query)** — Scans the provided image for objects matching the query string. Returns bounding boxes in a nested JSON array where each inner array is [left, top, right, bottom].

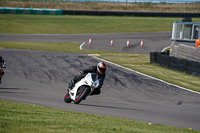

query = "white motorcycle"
[[64, 73, 99, 104]]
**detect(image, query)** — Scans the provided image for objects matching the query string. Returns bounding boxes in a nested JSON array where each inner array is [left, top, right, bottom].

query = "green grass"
[[0, 99, 198, 133], [2, 14, 200, 34]]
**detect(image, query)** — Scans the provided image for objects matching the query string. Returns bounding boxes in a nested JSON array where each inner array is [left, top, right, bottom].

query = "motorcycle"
[[64, 73, 99, 104], [0, 61, 6, 84]]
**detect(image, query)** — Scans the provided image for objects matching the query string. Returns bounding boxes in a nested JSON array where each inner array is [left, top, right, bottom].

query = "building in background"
[[171, 18, 200, 47]]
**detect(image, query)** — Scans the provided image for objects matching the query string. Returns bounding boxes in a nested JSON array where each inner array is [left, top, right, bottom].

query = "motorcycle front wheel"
[[64, 91, 72, 103], [74, 86, 91, 104]]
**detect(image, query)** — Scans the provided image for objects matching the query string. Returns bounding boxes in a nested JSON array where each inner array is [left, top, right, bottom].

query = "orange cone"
[[88, 38, 92, 45], [110, 40, 113, 46], [140, 40, 143, 47], [126, 40, 130, 47]]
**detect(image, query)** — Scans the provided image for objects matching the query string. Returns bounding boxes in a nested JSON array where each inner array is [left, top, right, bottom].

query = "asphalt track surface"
[[0, 33, 200, 131]]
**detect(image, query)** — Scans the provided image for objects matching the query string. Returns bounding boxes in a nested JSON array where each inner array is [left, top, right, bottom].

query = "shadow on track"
[[80, 103, 144, 112]]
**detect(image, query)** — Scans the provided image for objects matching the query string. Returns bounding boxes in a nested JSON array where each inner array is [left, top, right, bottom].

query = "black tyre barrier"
[[150, 52, 200, 77], [63, 10, 200, 17], [150, 52, 157, 64]]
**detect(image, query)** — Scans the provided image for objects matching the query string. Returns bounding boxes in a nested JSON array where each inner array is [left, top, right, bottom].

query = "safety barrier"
[[150, 52, 200, 77], [62, 10, 200, 17], [1, 7, 200, 17], [0, 7, 63, 15]]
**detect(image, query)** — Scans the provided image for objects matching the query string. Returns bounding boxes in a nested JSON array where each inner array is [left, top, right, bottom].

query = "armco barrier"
[[150, 52, 200, 77], [0, 7, 62, 15], [62, 10, 200, 17]]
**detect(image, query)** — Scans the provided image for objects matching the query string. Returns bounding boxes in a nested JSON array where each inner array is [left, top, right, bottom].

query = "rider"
[[0, 56, 6, 84], [68, 62, 107, 95]]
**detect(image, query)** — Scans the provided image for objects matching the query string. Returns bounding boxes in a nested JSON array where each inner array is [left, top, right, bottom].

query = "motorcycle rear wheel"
[[74, 86, 90, 104]]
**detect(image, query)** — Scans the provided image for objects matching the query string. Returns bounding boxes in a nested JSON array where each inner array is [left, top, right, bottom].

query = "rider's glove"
[[78, 71, 85, 77], [2, 62, 6, 69]]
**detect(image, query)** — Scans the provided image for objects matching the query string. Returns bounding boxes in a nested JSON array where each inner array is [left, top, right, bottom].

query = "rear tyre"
[[74, 86, 91, 104], [64, 91, 72, 103]]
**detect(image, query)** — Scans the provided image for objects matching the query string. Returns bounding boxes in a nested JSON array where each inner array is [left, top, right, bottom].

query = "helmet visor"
[[99, 68, 106, 74]]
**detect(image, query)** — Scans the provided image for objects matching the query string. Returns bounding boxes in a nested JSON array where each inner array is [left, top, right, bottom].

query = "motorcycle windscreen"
[[91, 73, 98, 81]]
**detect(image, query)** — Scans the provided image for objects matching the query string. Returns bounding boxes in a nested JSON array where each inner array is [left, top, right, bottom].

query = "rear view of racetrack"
[[0, 48, 200, 131]]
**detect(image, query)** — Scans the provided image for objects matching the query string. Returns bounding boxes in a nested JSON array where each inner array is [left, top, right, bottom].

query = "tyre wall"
[[62, 10, 200, 17], [0, 7, 63, 15], [150, 52, 200, 77]]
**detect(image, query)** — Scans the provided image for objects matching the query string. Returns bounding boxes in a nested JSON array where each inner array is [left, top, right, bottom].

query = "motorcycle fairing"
[[69, 73, 99, 100]]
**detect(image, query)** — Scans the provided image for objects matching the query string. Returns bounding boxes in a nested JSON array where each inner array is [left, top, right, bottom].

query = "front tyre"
[[64, 91, 72, 103], [74, 86, 91, 104]]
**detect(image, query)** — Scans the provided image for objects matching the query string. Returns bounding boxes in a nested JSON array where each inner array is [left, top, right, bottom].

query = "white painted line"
[[162, 46, 170, 52], [114, 76, 151, 79], [80, 42, 85, 50], [88, 54, 200, 95]]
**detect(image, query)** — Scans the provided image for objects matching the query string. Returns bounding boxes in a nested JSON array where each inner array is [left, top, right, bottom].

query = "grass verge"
[[0, 99, 198, 133], [0, 14, 191, 34]]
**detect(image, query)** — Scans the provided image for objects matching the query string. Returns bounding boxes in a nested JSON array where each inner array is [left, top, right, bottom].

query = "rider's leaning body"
[[68, 62, 107, 95], [0, 56, 6, 84]]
